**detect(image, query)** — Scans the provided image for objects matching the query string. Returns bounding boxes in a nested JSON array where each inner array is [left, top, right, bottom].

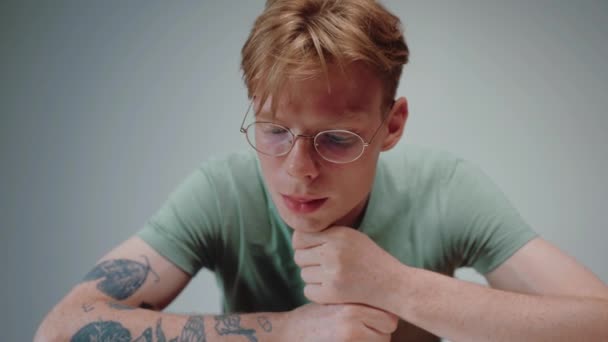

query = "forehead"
[[255, 63, 384, 119]]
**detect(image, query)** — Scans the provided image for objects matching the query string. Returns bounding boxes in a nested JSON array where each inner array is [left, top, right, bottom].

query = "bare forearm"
[[384, 267, 608, 342], [35, 296, 283, 342]]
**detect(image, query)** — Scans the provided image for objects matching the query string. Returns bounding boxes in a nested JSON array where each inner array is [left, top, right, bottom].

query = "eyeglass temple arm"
[[366, 99, 396, 145], [240, 100, 254, 133]]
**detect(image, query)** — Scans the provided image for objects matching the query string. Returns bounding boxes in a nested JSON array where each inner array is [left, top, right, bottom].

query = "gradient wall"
[[1, 1, 606, 340]]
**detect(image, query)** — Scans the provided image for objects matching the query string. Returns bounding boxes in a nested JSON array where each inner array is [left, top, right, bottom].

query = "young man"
[[36, 1, 608, 341]]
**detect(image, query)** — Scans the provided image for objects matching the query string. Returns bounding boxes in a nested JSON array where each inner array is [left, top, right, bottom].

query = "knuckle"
[[334, 263, 346, 278], [324, 285, 341, 303], [303, 284, 313, 297], [331, 268, 348, 289], [324, 246, 336, 261], [334, 248, 347, 265], [330, 284, 344, 301], [303, 285, 323, 303]]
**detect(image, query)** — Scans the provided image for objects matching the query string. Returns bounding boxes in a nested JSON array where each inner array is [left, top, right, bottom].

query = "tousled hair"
[[241, 0, 409, 114]]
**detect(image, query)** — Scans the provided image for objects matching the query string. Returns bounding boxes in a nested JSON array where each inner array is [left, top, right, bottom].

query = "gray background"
[[1, 1, 606, 340]]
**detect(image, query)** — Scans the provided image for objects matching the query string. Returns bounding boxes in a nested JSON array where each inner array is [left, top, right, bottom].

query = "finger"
[[362, 323, 392, 340], [294, 248, 321, 267], [359, 306, 399, 335], [303, 283, 333, 304], [300, 266, 324, 284], [352, 322, 389, 341], [292, 230, 326, 249]]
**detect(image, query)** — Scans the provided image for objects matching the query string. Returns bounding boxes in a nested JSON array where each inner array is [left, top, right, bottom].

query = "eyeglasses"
[[239, 101, 391, 164]]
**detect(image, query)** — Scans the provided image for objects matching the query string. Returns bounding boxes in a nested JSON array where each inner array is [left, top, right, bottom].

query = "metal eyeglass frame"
[[239, 100, 393, 164]]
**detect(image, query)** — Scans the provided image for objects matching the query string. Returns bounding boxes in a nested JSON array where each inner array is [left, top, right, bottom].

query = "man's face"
[[254, 64, 390, 233]]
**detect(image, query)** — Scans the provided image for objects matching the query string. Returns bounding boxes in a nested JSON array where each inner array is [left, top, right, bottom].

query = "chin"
[[280, 210, 331, 233]]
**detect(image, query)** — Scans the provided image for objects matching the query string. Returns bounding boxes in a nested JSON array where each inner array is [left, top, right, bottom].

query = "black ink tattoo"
[[70, 320, 133, 342], [156, 318, 167, 342], [215, 315, 258, 342], [82, 303, 94, 312], [82, 255, 159, 300], [178, 316, 206, 342], [132, 327, 152, 342], [71, 318, 185, 342], [108, 302, 136, 310], [256, 316, 272, 332]]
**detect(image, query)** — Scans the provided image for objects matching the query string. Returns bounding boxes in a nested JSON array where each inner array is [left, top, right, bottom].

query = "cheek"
[[257, 154, 281, 181], [327, 162, 376, 198]]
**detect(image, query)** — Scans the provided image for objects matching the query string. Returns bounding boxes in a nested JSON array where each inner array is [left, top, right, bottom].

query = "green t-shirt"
[[138, 145, 536, 314]]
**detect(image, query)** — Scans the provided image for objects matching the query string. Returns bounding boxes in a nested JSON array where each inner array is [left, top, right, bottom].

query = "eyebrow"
[[254, 112, 369, 135], [255, 109, 366, 122]]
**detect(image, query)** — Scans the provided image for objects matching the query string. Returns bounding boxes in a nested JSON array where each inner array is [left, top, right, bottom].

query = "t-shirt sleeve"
[[137, 165, 222, 276], [441, 159, 538, 274]]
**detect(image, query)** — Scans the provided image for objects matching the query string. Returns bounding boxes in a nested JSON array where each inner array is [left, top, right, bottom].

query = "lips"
[[284, 195, 325, 202], [281, 194, 328, 214]]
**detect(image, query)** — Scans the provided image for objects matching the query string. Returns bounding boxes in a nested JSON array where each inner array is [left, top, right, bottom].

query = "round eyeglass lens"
[[246, 122, 293, 156], [314, 130, 365, 163]]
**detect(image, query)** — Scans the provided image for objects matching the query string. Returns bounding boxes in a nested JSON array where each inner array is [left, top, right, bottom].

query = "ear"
[[380, 97, 408, 151]]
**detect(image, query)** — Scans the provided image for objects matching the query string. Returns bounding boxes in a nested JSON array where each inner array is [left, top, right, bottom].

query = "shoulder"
[[380, 145, 507, 213], [186, 149, 266, 214], [379, 144, 464, 190], [196, 149, 261, 188], [196, 148, 268, 211]]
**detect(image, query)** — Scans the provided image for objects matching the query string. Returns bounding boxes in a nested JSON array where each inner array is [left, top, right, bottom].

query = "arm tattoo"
[[256, 316, 272, 332], [178, 316, 206, 342], [81, 303, 94, 312], [214, 315, 258, 342], [156, 318, 168, 342], [70, 320, 135, 342], [71, 319, 181, 342], [132, 327, 152, 342], [82, 255, 159, 300]]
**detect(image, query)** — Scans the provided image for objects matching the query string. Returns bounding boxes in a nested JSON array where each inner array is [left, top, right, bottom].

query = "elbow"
[[34, 316, 61, 342], [34, 293, 87, 342]]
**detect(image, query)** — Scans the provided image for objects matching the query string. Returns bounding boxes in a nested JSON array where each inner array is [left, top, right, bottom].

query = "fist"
[[292, 226, 405, 307]]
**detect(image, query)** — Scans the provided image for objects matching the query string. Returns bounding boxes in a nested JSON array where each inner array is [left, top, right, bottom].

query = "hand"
[[292, 226, 406, 308], [286, 303, 398, 342]]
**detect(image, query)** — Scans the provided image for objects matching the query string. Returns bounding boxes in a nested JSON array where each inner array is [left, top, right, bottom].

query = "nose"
[[285, 136, 320, 181]]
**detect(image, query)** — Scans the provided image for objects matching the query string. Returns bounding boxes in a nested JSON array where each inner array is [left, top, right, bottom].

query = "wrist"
[[280, 304, 309, 342], [280, 309, 292, 341], [375, 263, 417, 316], [267, 310, 290, 342]]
